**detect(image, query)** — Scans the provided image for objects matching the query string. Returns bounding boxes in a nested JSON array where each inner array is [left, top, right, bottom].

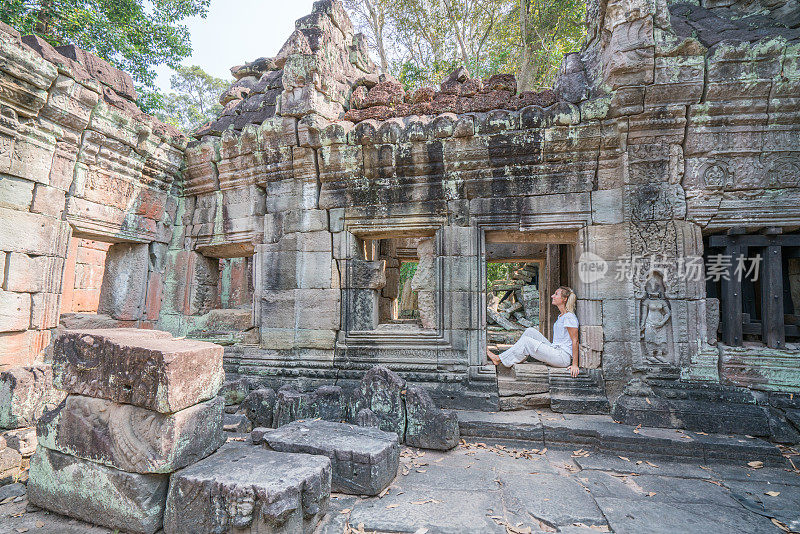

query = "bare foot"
[[486, 348, 500, 366]]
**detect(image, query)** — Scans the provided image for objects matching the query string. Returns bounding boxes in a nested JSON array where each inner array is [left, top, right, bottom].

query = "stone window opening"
[[183, 253, 258, 346], [59, 235, 160, 329], [344, 233, 440, 335], [705, 230, 800, 349]]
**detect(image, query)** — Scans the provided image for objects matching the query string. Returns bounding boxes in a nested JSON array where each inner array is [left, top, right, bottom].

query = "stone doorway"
[[483, 231, 576, 410]]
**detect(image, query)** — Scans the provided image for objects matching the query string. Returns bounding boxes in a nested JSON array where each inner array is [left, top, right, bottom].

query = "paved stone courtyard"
[[3, 437, 798, 534]]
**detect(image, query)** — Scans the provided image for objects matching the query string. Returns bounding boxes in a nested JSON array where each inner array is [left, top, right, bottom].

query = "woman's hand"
[[568, 364, 580, 378]]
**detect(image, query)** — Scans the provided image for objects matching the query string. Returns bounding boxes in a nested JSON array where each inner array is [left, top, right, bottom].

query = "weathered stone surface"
[[0, 481, 25, 500], [0, 365, 64, 429], [611, 379, 771, 437], [37, 395, 224, 473], [0, 445, 22, 485], [28, 446, 168, 534], [262, 419, 400, 495], [223, 412, 253, 433], [274, 386, 305, 427], [53, 329, 224, 413], [356, 407, 380, 428], [1, 426, 37, 456], [164, 441, 331, 534], [97, 243, 149, 321], [353, 366, 407, 437], [242, 387, 277, 428], [404, 385, 460, 450], [220, 376, 255, 405]]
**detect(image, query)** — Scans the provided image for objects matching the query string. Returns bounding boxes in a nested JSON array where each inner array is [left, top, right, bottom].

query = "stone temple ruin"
[[1, 0, 800, 530]]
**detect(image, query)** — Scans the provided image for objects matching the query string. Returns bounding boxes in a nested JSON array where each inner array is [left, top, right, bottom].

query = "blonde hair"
[[558, 286, 577, 314]]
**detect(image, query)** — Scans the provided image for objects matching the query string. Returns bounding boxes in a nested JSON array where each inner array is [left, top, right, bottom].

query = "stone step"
[[550, 394, 611, 415], [455, 410, 788, 466]]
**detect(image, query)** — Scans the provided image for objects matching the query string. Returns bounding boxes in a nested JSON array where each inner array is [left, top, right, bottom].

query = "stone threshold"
[[456, 409, 789, 467]]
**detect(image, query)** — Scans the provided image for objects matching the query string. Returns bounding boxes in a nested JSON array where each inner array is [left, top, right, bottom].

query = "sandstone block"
[[223, 412, 252, 433], [404, 385, 460, 450], [0, 445, 22, 485], [1, 426, 37, 456], [0, 365, 63, 429], [28, 446, 168, 534], [0, 290, 30, 332], [0, 207, 70, 256], [349, 259, 387, 289], [262, 420, 399, 495], [3, 253, 63, 293], [97, 242, 149, 320], [53, 329, 224, 413], [242, 388, 276, 428], [353, 366, 406, 437], [163, 441, 330, 534], [30, 184, 66, 216], [55, 44, 137, 101], [37, 395, 224, 474]]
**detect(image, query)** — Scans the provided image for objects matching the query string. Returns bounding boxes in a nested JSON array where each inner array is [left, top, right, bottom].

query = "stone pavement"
[[3, 435, 798, 533]]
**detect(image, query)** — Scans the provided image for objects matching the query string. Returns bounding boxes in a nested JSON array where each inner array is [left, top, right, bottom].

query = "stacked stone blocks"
[[27, 329, 225, 534]]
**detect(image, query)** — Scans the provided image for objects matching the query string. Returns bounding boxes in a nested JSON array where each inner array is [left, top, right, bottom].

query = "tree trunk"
[[34, 0, 55, 38]]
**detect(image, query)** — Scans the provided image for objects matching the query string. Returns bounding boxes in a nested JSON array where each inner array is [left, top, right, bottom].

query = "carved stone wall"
[[0, 24, 185, 367], [160, 0, 800, 407], [2, 0, 798, 408]]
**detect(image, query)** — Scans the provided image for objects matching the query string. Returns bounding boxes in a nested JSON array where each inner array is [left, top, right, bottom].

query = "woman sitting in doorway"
[[486, 286, 580, 378]]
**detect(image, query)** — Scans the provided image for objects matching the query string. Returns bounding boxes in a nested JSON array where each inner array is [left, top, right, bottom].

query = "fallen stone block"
[[0, 481, 25, 500], [220, 376, 254, 405], [27, 446, 168, 534], [261, 420, 399, 495], [353, 366, 406, 437], [164, 441, 331, 534], [274, 386, 305, 426], [242, 387, 276, 428], [53, 329, 224, 413], [223, 412, 253, 433], [37, 395, 224, 474], [404, 385, 460, 450], [0, 365, 64, 429], [356, 407, 380, 428]]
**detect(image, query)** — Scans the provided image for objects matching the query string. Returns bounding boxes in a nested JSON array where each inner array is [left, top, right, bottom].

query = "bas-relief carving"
[[692, 155, 800, 191], [638, 272, 674, 366], [702, 162, 731, 189]]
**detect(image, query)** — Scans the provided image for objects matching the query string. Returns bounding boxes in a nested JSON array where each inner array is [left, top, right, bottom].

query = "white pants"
[[498, 328, 571, 368]]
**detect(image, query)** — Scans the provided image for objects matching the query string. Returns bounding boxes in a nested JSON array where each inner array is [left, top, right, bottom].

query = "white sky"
[[155, 0, 317, 92]]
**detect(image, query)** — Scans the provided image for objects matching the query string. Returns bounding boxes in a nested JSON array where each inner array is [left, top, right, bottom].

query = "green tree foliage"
[[516, 0, 585, 91], [343, 0, 585, 92], [155, 65, 229, 133], [0, 0, 210, 112]]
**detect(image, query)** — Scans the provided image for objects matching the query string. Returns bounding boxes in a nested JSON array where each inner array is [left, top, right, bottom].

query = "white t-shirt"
[[552, 312, 579, 355]]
